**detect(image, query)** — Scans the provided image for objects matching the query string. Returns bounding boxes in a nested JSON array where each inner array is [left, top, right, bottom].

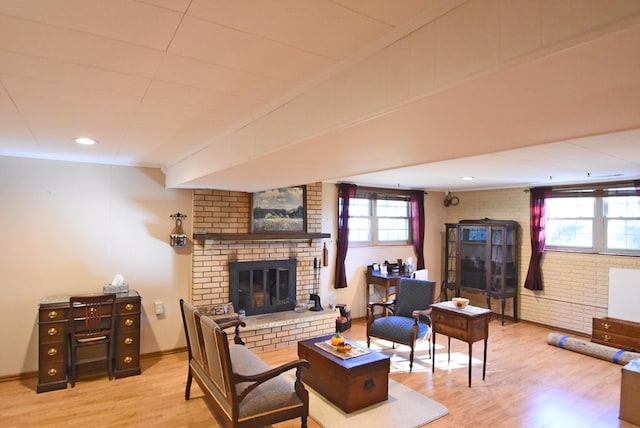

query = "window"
[[341, 188, 412, 245], [545, 184, 640, 255]]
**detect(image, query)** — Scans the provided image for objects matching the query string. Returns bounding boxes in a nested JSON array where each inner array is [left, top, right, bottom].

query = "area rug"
[[360, 338, 484, 373], [305, 378, 448, 428]]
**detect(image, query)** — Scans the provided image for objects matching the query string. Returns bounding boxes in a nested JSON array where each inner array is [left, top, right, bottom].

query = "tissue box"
[[103, 283, 129, 294]]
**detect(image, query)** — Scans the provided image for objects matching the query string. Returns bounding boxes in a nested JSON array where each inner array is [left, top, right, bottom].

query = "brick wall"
[[239, 315, 336, 352], [445, 188, 640, 334], [191, 182, 324, 308]]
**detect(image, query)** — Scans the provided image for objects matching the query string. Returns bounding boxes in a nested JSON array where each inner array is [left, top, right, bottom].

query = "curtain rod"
[[524, 179, 639, 193], [336, 183, 427, 194]]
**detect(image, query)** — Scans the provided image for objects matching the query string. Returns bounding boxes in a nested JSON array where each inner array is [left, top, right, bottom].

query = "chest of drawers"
[[591, 317, 640, 352], [37, 291, 142, 393]]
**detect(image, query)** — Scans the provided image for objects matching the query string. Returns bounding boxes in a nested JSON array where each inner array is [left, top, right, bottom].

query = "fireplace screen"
[[229, 259, 297, 315]]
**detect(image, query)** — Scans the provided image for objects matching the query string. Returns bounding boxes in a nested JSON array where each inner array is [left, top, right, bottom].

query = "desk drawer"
[[38, 322, 67, 344], [432, 311, 468, 330], [592, 317, 640, 352], [435, 322, 468, 341], [38, 361, 67, 384], [118, 313, 140, 331], [118, 300, 140, 315], [39, 343, 66, 364]]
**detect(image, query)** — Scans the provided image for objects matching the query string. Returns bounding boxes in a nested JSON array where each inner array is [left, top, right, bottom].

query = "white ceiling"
[[1, 0, 639, 192]]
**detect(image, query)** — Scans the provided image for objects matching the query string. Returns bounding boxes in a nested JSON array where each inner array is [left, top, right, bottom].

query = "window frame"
[[340, 187, 413, 246], [544, 182, 640, 256]]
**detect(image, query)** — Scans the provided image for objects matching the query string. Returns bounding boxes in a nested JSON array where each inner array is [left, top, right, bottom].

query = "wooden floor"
[[1, 318, 638, 428]]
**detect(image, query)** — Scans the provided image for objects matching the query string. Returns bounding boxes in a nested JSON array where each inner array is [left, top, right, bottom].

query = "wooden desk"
[[37, 290, 142, 393], [365, 269, 411, 303], [430, 301, 491, 387]]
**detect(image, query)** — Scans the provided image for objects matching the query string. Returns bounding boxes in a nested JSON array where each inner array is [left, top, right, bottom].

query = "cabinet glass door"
[[446, 225, 457, 284], [505, 227, 517, 292], [490, 227, 504, 293], [459, 226, 487, 290]]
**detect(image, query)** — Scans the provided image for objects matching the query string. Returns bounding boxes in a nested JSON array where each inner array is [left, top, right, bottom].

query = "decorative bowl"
[[336, 342, 352, 353], [452, 297, 470, 309]]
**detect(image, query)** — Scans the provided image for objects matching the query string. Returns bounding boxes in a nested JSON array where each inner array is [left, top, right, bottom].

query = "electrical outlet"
[[154, 301, 164, 315]]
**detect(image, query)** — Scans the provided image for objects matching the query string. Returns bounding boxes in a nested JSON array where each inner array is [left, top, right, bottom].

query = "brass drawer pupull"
[[602, 322, 610, 330], [125, 303, 134, 311], [603, 334, 611, 342], [47, 368, 57, 377], [125, 319, 134, 327], [48, 311, 57, 319], [124, 356, 133, 364], [47, 327, 58, 336], [47, 347, 58, 356], [124, 337, 133, 345]]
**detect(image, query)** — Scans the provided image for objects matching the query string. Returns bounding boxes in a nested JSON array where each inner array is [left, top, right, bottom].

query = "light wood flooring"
[[1, 318, 638, 427]]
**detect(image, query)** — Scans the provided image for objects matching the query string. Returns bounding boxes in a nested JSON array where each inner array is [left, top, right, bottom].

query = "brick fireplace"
[[191, 183, 335, 350]]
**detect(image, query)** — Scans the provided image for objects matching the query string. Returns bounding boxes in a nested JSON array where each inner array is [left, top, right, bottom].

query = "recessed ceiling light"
[[461, 176, 474, 181], [74, 137, 96, 145]]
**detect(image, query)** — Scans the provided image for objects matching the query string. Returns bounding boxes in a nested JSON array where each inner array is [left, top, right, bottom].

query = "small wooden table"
[[430, 301, 491, 387], [298, 334, 390, 413]]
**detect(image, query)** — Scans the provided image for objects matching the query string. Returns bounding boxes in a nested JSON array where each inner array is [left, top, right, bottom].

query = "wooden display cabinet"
[[444, 219, 519, 325]]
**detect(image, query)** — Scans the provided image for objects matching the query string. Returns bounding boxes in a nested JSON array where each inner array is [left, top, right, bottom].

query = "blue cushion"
[[369, 316, 429, 344]]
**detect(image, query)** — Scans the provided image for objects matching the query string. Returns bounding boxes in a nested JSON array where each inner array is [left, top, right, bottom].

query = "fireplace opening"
[[229, 259, 297, 316]]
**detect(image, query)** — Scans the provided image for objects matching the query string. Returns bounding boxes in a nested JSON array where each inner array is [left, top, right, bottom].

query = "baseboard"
[[0, 346, 189, 383]]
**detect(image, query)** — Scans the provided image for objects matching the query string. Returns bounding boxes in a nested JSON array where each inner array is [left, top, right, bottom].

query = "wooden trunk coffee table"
[[298, 334, 390, 413]]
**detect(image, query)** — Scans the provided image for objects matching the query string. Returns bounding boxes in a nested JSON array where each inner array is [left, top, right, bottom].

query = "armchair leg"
[[185, 370, 193, 400], [409, 347, 415, 373], [301, 415, 308, 428]]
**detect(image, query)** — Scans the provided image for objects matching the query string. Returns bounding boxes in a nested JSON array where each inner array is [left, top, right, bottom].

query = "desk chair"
[[366, 278, 435, 372], [68, 293, 117, 387]]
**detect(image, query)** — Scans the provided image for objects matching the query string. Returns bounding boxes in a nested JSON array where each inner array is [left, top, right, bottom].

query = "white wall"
[[0, 157, 191, 377], [318, 183, 445, 318]]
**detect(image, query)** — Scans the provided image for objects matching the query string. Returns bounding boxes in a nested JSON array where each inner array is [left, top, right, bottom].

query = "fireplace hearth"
[[229, 259, 297, 316]]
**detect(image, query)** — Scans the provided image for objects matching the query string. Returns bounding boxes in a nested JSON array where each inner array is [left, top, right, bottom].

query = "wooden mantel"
[[193, 232, 330, 242]]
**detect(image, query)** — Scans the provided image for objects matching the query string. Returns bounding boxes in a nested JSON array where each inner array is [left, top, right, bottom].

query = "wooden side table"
[[430, 301, 491, 387]]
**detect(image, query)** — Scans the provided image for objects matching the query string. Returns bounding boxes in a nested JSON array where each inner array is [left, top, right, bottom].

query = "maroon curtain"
[[410, 190, 425, 270], [524, 186, 553, 291], [334, 183, 357, 288]]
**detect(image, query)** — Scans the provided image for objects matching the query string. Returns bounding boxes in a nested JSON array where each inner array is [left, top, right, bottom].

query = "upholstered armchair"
[[366, 278, 435, 372]]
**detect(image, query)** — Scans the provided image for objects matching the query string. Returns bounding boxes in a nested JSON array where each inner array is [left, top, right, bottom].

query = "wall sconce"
[[170, 212, 187, 247]]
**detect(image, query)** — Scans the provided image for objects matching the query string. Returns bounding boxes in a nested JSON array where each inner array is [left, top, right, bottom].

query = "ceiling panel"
[[167, 15, 336, 82], [188, 0, 394, 60], [155, 54, 295, 100], [145, 80, 264, 114], [0, 51, 150, 98], [0, 0, 182, 49], [140, 0, 191, 14], [0, 15, 165, 77], [334, 0, 429, 25]]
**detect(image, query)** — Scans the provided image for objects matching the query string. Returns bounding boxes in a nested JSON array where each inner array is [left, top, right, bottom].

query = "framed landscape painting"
[[251, 186, 306, 232]]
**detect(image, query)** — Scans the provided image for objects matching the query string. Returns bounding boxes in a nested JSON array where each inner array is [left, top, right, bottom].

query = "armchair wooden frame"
[[180, 299, 310, 428]]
